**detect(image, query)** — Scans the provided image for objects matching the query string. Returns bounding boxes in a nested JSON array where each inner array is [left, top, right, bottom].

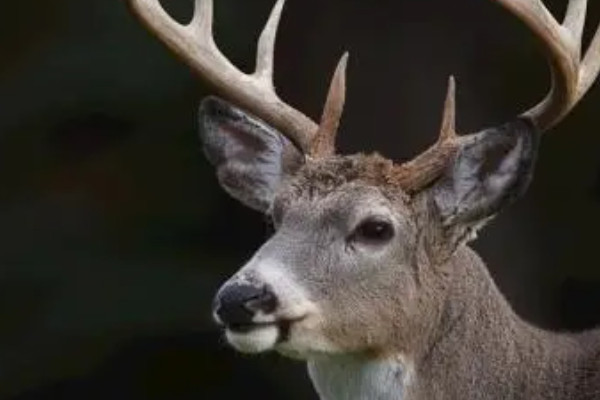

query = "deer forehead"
[[273, 153, 412, 217]]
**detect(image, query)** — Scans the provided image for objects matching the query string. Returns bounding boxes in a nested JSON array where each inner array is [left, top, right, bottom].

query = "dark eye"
[[350, 218, 395, 244]]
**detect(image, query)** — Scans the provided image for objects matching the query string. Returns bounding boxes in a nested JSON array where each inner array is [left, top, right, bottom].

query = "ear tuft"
[[199, 97, 304, 212]]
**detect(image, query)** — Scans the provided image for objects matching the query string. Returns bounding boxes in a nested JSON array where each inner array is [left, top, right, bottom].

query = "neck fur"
[[307, 353, 409, 400], [305, 246, 600, 400]]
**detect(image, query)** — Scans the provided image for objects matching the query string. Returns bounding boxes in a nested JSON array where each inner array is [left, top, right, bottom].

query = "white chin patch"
[[225, 325, 279, 353], [275, 317, 341, 359]]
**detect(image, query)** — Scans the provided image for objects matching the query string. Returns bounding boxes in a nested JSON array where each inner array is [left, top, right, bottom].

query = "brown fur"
[[271, 154, 600, 399], [286, 153, 401, 197], [409, 247, 600, 400]]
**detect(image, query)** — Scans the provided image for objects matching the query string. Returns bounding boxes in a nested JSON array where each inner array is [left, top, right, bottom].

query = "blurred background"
[[1, 0, 600, 398]]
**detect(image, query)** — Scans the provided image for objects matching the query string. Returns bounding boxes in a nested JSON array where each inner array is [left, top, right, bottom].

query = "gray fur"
[[200, 97, 303, 212], [202, 101, 598, 399]]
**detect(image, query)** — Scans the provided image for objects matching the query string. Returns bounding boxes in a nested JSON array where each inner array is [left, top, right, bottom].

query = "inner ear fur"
[[421, 118, 540, 255], [199, 97, 304, 212]]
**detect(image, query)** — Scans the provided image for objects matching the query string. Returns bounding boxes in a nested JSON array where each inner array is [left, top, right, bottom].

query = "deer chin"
[[224, 316, 305, 353], [224, 313, 338, 357], [225, 324, 280, 353], [274, 313, 342, 360]]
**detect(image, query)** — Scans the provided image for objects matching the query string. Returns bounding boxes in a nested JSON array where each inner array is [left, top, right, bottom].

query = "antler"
[[128, 0, 347, 156], [496, 0, 600, 131], [394, 0, 600, 192], [392, 77, 461, 192]]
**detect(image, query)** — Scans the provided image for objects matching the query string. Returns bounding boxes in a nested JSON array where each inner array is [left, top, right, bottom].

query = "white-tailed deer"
[[128, 0, 600, 398]]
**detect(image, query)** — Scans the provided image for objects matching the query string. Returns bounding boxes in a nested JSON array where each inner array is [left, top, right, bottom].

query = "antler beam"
[[495, 0, 600, 131], [128, 0, 348, 155], [394, 0, 600, 192]]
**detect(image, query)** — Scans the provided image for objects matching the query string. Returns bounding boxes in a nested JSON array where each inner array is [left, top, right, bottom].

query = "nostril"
[[213, 283, 278, 327], [245, 287, 278, 314], [215, 302, 253, 327]]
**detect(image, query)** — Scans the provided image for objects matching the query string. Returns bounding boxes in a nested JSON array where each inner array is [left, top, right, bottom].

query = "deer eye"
[[350, 218, 395, 245]]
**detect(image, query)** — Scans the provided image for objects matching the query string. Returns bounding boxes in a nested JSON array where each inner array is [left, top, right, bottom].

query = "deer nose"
[[213, 283, 278, 327]]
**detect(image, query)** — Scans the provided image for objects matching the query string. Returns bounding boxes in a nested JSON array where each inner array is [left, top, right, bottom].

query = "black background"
[[1, 0, 600, 398]]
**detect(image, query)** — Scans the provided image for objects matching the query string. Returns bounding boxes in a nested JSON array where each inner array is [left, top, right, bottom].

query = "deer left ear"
[[199, 97, 304, 213], [432, 118, 540, 228]]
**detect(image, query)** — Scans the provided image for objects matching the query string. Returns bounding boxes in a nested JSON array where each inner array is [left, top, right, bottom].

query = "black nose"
[[213, 283, 278, 327]]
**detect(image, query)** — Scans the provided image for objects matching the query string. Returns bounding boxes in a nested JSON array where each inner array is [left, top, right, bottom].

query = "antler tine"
[[580, 22, 600, 98], [394, 0, 600, 193], [310, 53, 349, 158], [129, 0, 344, 153], [254, 0, 285, 85], [494, 0, 600, 132], [190, 0, 213, 37], [439, 76, 457, 141], [563, 0, 587, 51], [391, 77, 462, 192]]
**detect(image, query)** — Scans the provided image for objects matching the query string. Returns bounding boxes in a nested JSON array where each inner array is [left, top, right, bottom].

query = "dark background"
[[1, 0, 600, 398]]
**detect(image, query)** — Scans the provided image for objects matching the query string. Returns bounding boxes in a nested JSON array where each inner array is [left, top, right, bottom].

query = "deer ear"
[[199, 97, 304, 212], [432, 118, 540, 228]]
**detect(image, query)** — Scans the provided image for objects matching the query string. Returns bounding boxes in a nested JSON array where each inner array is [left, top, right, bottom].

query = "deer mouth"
[[224, 316, 305, 334], [222, 316, 307, 354], [226, 321, 277, 333]]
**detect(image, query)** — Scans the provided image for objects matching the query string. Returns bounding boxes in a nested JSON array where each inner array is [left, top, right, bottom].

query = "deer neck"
[[410, 246, 593, 400], [307, 353, 409, 400], [306, 246, 595, 400]]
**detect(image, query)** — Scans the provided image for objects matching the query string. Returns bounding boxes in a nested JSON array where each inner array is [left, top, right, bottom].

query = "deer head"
[[128, 0, 600, 360]]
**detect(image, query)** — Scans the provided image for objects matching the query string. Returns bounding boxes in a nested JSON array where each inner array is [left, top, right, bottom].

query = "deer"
[[127, 0, 600, 398]]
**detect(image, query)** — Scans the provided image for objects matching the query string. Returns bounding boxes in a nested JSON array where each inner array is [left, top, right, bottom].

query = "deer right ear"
[[199, 97, 304, 213], [431, 118, 540, 233]]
